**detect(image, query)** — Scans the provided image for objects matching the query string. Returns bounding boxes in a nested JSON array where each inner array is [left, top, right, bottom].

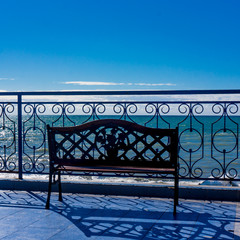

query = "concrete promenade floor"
[[0, 190, 239, 240]]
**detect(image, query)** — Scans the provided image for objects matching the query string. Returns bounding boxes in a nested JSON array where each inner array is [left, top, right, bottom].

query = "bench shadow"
[[0, 190, 239, 239]]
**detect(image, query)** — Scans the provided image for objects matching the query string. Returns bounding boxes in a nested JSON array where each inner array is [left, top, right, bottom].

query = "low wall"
[[1, 179, 240, 202]]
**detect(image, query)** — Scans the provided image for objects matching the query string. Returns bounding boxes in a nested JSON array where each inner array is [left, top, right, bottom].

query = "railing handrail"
[[1, 89, 240, 96]]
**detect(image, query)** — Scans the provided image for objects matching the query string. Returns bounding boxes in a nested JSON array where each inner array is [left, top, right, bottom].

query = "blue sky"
[[0, 0, 239, 92]]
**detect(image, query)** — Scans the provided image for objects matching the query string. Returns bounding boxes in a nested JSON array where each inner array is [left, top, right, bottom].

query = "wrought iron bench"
[[46, 119, 179, 214]]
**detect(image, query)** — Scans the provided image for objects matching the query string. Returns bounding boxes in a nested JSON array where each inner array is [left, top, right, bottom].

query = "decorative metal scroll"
[[0, 103, 17, 171], [178, 103, 204, 178], [211, 103, 239, 179], [23, 104, 46, 173]]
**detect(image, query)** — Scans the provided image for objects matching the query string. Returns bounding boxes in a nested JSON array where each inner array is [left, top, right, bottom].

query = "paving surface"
[[0, 190, 239, 239]]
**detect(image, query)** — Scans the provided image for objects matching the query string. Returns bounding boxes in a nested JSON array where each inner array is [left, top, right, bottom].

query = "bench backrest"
[[47, 119, 178, 169]]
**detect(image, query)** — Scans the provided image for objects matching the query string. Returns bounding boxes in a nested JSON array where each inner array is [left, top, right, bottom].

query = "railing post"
[[18, 94, 23, 179]]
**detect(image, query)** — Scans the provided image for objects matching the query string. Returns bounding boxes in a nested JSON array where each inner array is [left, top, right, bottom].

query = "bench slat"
[[56, 165, 176, 174]]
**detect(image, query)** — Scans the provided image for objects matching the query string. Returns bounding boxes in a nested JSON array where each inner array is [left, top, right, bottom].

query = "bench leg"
[[46, 171, 53, 209], [173, 174, 179, 215], [58, 170, 63, 202]]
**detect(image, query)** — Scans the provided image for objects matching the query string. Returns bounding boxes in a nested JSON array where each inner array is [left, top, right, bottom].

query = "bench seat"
[[55, 165, 176, 174]]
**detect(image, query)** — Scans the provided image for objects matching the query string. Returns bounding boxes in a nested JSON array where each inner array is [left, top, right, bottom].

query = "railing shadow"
[[0, 190, 239, 239]]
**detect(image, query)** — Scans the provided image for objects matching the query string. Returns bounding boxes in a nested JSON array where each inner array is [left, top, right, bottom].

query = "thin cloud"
[[134, 83, 176, 86], [0, 78, 15, 80], [64, 81, 125, 86], [64, 81, 176, 86]]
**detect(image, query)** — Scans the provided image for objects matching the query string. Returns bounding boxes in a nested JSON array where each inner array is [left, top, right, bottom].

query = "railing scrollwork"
[[0, 90, 239, 182]]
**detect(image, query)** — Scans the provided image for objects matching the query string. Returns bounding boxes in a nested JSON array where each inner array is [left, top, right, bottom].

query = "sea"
[[1, 115, 240, 184]]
